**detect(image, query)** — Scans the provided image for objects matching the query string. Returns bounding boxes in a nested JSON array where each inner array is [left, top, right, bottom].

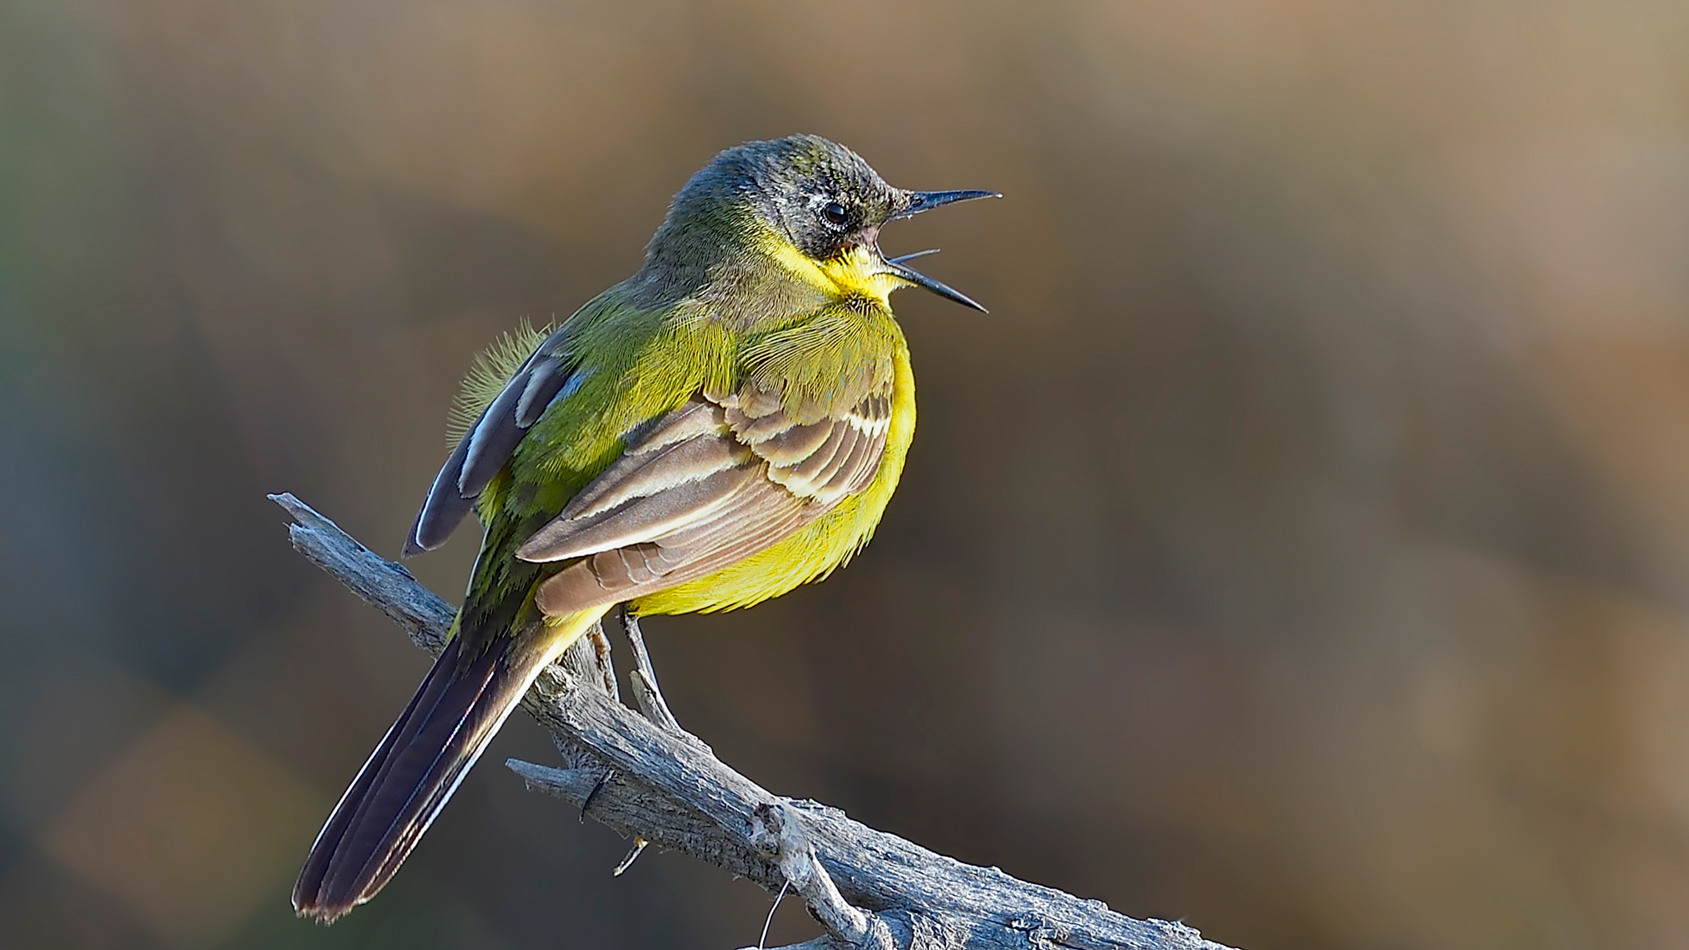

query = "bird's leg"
[[602, 605, 681, 876], [612, 604, 685, 735]]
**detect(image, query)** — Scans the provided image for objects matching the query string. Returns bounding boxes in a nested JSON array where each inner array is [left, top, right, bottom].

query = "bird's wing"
[[517, 381, 891, 614], [404, 325, 583, 555]]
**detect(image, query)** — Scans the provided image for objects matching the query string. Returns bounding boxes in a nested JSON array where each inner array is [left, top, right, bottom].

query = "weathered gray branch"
[[271, 493, 1238, 950]]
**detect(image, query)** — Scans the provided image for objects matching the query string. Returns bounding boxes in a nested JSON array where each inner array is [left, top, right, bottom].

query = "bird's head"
[[642, 134, 997, 312]]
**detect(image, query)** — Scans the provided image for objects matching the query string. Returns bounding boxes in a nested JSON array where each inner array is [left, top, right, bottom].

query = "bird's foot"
[[613, 605, 686, 736]]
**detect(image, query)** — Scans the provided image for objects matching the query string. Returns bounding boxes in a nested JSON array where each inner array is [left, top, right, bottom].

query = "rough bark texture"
[[271, 493, 1239, 950]]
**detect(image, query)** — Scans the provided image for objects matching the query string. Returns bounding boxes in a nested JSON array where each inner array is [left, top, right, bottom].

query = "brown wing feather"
[[519, 382, 890, 616]]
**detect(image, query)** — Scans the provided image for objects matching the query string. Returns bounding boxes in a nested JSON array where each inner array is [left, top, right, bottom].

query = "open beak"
[[881, 189, 999, 313]]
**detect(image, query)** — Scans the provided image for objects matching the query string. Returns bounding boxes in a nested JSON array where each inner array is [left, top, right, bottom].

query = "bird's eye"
[[820, 201, 850, 228]]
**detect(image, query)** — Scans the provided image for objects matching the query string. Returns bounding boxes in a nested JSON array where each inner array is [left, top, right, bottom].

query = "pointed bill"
[[882, 252, 989, 312], [892, 189, 1001, 220]]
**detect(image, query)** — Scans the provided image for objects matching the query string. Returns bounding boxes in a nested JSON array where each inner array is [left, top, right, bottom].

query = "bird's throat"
[[762, 238, 901, 309]]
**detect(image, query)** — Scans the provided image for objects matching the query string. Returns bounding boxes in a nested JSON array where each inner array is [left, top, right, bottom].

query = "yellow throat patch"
[[763, 237, 904, 309]]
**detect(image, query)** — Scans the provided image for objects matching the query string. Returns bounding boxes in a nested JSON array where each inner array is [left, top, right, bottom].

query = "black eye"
[[820, 201, 850, 228]]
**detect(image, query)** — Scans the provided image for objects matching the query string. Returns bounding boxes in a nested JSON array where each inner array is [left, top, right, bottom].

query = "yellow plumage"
[[293, 134, 993, 922]]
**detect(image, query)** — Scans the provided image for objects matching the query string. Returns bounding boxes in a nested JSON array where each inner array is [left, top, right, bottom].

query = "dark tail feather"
[[291, 626, 565, 922]]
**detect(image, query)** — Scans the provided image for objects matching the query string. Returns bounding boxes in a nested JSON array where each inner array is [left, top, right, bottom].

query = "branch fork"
[[271, 492, 1237, 950], [749, 802, 894, 950]]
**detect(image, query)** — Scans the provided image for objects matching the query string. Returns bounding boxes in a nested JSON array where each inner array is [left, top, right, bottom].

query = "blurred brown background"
[[4, 1, 1689, 947]]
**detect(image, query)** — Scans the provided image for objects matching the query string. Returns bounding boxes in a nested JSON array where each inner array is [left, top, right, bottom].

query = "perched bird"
[[292, 134, 995, 922]]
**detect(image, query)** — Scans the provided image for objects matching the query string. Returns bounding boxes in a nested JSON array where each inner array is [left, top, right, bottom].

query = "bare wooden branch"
[[271, 493, 1239, 950]]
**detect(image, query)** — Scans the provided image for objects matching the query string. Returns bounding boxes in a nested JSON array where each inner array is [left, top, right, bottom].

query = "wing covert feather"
[[520, 381, 892, 616]]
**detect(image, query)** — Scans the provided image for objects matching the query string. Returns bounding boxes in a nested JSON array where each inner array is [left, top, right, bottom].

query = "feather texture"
[[514, 380, 892, 616], [446, 319, 554, 445]]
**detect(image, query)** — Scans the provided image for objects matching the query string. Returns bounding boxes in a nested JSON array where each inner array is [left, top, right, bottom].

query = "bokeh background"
[[4, 1, 1689, 947]]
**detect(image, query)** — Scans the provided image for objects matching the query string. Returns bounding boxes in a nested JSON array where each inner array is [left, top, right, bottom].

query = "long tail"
[[292, 608, 605, 923]]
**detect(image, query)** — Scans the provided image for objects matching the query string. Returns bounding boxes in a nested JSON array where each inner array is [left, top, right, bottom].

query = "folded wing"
[[517, 382, 891, 615]]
